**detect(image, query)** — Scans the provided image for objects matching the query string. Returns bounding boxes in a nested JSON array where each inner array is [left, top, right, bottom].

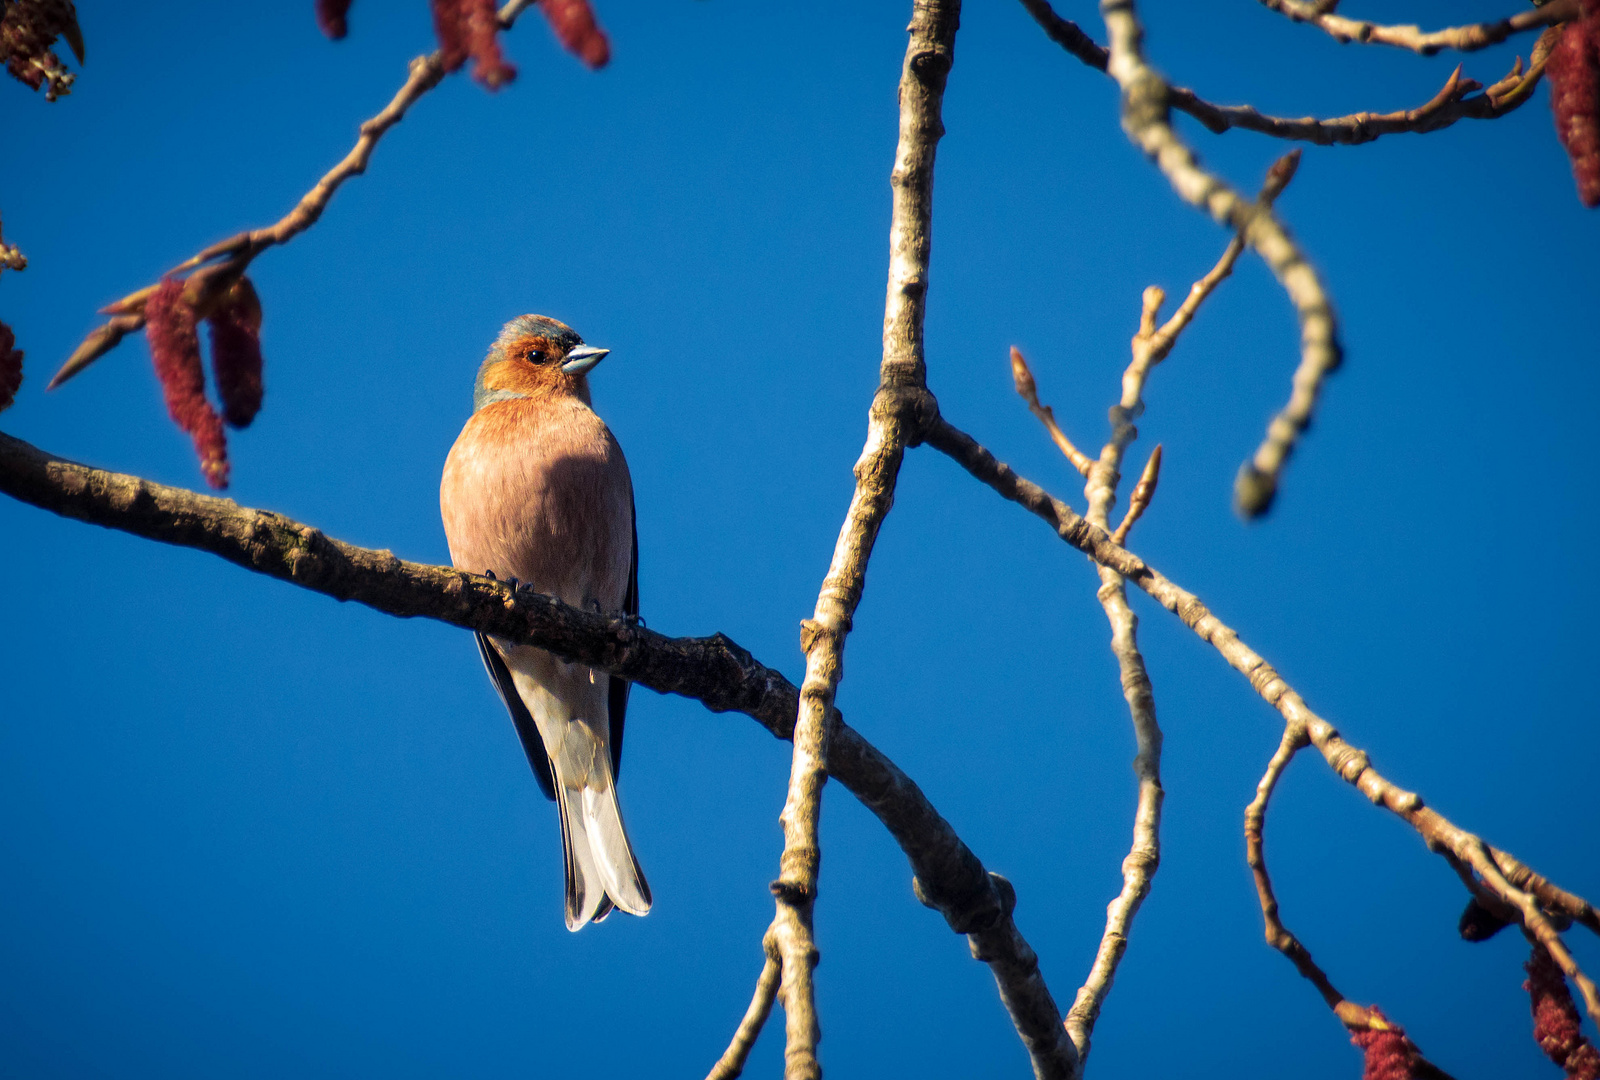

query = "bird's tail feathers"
[[552, 736, 651, 931]]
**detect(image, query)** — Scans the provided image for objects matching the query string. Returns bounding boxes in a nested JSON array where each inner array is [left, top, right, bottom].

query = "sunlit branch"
[[763, 2, 963, 1076], [1257, 0, 1576, 55], [1018, 0, 1554, 147]]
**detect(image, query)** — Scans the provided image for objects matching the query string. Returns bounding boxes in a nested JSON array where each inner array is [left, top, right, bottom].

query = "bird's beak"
[[562, 345, 610, 376]]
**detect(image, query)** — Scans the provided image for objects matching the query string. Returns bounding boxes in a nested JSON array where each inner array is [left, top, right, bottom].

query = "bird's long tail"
[[549, 722, 651, 931]]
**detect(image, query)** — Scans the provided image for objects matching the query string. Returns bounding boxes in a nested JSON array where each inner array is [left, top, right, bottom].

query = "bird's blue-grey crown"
[[473, 315, 587, 412]]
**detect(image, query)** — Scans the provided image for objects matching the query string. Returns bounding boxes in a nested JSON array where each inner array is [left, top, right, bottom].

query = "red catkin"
[[538, 0, 610, 70], [316, 0, 352, 40], [430, 0, 515, 87], [0, 319, 21, 412], [1350, 1009, 1421, 1080], [1526, 944, 1600, 1080], [207, 277, 265, 429], [430, 0, 469, 72], [1548, 6, 1600, 208], [462, 0, 515, 89], [145, 278, 229, 489]]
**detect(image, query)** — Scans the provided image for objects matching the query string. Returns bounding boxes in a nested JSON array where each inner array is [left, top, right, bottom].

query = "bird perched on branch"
[[440, 314, 650, 930]]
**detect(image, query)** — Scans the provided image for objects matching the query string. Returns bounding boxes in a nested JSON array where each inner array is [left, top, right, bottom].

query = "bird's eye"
[[526, 349, 547, 364]]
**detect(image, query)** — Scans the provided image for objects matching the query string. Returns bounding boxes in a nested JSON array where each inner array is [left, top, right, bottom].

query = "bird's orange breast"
[[440, 395, 633, 613]]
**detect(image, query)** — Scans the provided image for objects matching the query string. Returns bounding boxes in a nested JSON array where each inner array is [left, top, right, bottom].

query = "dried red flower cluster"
[[1526, 944, 1600, 1079], [315, 0, 352, 40], [1549, 2, 1600, 208], [144, 276, 269, 489], [432, 0, 516, 89], [1349, 1010, 1422, 1080], [0, 319, 21, 413], [0, 0, 82, 101], [208, 277, 266, 429], [146, 279, 230, 489], [538, 0, 609, 70]]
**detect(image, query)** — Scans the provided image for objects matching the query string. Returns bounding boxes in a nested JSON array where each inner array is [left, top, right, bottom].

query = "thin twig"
[[1243, 724, 1359, 1017], [1098, 0, 1341, 518], [0, 427, 1076, 1066], [1257, 0, 1576, 56], [768, 5, 961, 1074], [1010, 348, 1093, 476], [1019, 0, 1556, 146], [706, 932, 783, 1080], [1056, 165, 1297, 1058], [47, 0, 539, 390], [922, 415, 1600, 1025], [1053, 164, 1287, 1057], [1246, 728, 1462, 1079]]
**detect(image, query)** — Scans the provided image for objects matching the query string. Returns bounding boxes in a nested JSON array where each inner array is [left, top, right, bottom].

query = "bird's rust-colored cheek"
[[480, 357, 565, 400]]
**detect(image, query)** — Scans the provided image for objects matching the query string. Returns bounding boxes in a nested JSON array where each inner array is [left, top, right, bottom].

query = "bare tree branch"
[[765, 2, 965, 1076], [0, 426, 1076, 1071], [706, 931, 782, 1080], [46, 0, 539, 390], [1027, 157, 1289, 1060], [1019, 0, 1554, 147], [1097, 0, 1340, 518], [922, 414, 1600, 1025], [1257, 0, 1576, 56], [1243, 724, 1353, 1015]]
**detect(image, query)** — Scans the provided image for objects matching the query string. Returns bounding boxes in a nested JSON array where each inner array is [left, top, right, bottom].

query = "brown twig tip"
[[1548, 9, 1600, 207], [1009, 345, 1037, 400], [206, 276, 265, 429], [537, 0, 610, 69], [1010, 346, 1094, 476], [144, 279, 229, 489], [1111, 444, 1161, 544], [1264, 148, 1302, 198], [1, 0, 84, 101], [0, 319, 22, 413], [1527, 943, 1600, 1079], [315, 0, 353, 40], [1350, 1008, 1427, 1080]]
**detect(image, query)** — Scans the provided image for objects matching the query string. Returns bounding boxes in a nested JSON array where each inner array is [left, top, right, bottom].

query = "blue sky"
[[2, 1, 1597, 1076]]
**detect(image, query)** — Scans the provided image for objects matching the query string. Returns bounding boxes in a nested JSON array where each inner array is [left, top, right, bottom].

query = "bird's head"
[[472, 314, 610, 412]]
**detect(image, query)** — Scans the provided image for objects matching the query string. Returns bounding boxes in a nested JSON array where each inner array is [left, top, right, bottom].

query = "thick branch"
[[923, 415, 1600, 1023], [1019, 0, 1553, 147], [1258, 0, 1576, 55], [48, 0, 538, 389], [0, 427, 1076, 1067]]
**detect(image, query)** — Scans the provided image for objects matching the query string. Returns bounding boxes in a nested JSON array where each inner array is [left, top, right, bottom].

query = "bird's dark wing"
[[608, 501, 638, 779], [476, 631, 556, 801]]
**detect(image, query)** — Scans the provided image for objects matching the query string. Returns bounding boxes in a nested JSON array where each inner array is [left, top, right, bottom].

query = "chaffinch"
[[440, 314, 649, 930]]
